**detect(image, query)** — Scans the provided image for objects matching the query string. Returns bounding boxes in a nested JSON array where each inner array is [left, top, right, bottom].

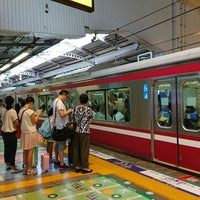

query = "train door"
[[177, 77, 200, 172], [153, 79, 178, 166]]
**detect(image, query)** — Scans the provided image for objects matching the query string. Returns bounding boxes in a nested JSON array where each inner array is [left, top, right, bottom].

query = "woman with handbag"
[[1, 96, 22, 173], [71, 93, 93, 173], [18, 96, 42, 176]]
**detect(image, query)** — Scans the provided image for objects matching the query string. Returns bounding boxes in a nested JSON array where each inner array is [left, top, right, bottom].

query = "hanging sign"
[[52, 0, 94, 12]]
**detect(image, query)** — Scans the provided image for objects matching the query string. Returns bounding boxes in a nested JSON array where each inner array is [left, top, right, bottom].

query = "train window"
[[88, 88, 130, 122], [38, 94, 55, 114], [88, 91, 106, 120], [70, 92, 78, 108], [107, 88, 130, 122], [182, 80, 200, 131], [157, 84, 172, 127]]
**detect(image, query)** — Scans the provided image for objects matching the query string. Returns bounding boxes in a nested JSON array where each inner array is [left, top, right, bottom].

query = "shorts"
[[54, 140, 66, 152]]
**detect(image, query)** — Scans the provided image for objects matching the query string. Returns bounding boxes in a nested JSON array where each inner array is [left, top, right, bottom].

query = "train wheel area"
[[0, 139, 199, 200]]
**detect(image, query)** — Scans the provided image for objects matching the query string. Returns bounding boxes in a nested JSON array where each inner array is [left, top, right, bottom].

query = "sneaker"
[[75, 168, 82, 173], [59, 163, 69, 171], [11, 167, 22, 173], [6, 165, 11, 170], [82, 169, 93, 174], [54, 161, 60, 167], [26, 169, 37, 176], [23, 168, 27, 175]]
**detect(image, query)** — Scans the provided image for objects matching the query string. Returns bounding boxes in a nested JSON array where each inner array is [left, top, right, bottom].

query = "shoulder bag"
[[51, 101, 69, 141], [16, 109, 28, 139]]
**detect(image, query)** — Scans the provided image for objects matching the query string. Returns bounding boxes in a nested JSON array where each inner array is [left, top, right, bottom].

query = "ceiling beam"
[[12, 43, 139, 86]]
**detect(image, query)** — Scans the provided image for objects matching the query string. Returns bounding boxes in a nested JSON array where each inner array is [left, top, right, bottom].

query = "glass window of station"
[[87, 87, 130, 122]]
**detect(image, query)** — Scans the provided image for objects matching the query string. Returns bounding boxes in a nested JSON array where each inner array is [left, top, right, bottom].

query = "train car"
[[3, 47, 200, 174]]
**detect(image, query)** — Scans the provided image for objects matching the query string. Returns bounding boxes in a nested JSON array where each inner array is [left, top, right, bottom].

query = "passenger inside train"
[[87, 87, 130, 122], [94, 105, 105, 120], [158, 92, 172, 127], [184, 105, 199, 129]]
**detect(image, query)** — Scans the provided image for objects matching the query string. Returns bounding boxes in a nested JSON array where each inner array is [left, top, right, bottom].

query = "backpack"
[[38, 117, 51, 139]]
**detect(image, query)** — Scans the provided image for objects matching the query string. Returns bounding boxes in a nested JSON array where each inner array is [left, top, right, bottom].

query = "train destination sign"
[[52, 0, 94, 12]]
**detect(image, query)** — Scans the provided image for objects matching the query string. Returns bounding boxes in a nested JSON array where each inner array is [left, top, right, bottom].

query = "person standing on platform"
[[15, 97, 23, 115], [52, 90, 72, 171], [1, 96, 21, 173], [0, 99, 6, 136], [18, 96, 42, 176], [72, 93, 93, 173], [46, 107, 54, 162]]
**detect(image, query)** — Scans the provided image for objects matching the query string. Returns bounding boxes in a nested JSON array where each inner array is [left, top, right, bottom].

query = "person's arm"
[[89, 118, 93, 123], [58, 108, 72, 118], [14, 119, 20, 128], [30, 109, 42, 125]]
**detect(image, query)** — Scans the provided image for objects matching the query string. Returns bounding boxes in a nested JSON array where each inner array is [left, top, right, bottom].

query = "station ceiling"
[[0, 0, 200, 89]]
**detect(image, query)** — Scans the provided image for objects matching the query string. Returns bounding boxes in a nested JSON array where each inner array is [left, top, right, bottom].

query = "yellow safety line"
[[90, 156, 200, 200], [0, 154, 199, 200]]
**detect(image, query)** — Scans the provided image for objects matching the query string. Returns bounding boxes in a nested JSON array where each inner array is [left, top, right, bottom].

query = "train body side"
[[7, 57, 200, 174]]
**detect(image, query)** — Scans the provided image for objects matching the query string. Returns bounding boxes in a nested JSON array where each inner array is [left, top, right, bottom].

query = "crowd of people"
[[0, 90, 93, 176]]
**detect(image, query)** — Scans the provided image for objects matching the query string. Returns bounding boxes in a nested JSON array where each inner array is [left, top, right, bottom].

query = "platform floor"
[[0, 139, 200, 200]]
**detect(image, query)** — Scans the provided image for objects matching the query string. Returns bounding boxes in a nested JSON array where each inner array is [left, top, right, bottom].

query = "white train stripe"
[[90, 124, 200, 148], [155, 135, 177, 144], [179, 138, 200, 148], [90, 124, 151, 139]]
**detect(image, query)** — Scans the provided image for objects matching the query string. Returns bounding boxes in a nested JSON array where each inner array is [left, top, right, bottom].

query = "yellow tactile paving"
[[0, 172, 82, 192], [90, 156, 199, 200], [0, 153, 199, 200]]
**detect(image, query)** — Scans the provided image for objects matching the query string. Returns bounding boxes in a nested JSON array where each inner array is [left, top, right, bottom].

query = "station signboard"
[[52, 0, 94, 12]]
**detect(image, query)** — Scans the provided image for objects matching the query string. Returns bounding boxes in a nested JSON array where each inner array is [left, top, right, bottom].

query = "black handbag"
[[63, 121, 77, 139], [52, 101, 69, 141], [52, 127, 68, 141], [63, 107, 86, 139]]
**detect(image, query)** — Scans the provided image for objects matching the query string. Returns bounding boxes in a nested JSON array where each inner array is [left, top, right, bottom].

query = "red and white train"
[[3, 47, 200, 174]]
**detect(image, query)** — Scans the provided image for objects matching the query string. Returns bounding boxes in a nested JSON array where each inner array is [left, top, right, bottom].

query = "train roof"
[[2, 46, 200, 95]]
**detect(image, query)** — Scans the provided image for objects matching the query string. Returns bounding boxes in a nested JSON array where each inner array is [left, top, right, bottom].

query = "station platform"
[[0, 139, 200, 200]]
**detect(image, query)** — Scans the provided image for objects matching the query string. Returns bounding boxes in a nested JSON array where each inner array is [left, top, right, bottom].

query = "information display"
[[52, 0, 94, 12]]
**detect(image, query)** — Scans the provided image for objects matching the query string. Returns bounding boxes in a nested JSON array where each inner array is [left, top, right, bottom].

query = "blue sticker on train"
[[143, 84, 149, 100]]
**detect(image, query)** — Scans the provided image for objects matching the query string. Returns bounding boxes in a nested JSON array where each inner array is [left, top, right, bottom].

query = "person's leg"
[[81, 134, 92, 173], [54, 142, 60, 167], [26, 148, 34, 171], [26, 148, 37, 175], [58, 141, 68, 170], [9, 133, 17, 167], [72, 134, 81, 171], [47, 141, 54, 160], [59, 151, 64, 166], [22, 151, 26, 168], [2, 132, 10, 167], [9, 133, 21, 173]]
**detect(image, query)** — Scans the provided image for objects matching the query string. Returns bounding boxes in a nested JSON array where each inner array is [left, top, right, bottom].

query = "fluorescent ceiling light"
[[11, 52, 29, 63], [0, 63, 12, 71], [8, 33, 108, 78]]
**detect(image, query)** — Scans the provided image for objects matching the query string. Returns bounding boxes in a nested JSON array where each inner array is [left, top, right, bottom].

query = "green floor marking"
[[2, 176, 154, 200]]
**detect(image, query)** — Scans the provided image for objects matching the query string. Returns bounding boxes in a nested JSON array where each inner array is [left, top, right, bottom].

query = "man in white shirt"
[[52, 90, 72, 171]]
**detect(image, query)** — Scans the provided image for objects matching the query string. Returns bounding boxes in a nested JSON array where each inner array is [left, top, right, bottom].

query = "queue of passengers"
[[0, 90, 93, 175]]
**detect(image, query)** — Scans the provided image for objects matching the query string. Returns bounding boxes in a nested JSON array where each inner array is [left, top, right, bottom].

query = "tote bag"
[[38, 117, 51, 139]]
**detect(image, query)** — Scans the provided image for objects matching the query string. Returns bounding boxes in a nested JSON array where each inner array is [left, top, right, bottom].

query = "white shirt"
[[2, 109, 18, 132], [52, 98, 69, 129]]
